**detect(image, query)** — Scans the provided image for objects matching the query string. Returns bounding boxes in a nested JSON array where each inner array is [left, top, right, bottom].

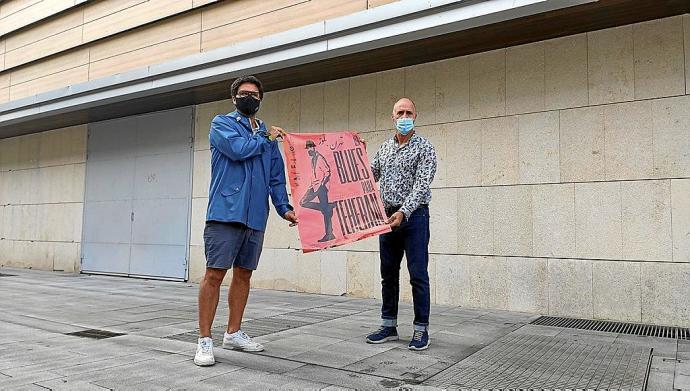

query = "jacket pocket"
[[221, 183, 243, 196], [220, 168, 245, 196]]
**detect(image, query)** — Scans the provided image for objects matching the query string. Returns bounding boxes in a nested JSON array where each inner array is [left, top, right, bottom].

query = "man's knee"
[[203, 268, 226, 287], [380, 270, 400, 284], [233, 267, 253, 282], [408, 270, 430, 287]]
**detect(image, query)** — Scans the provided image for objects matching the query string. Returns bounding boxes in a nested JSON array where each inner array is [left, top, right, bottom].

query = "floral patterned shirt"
[[371, 133, 437, 219]]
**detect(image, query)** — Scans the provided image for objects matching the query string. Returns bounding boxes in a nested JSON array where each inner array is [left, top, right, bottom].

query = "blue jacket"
[[205, 111, 292, 231]]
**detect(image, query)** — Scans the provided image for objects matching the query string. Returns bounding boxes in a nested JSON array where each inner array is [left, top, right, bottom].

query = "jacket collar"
[[229, 110, 263, 130]]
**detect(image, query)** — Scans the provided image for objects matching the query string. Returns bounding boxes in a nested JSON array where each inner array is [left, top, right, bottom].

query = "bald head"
[[391, 98, 417, 122]]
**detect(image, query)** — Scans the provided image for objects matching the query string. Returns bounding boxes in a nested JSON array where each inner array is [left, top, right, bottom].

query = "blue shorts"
[[203, 221, 264, 270]]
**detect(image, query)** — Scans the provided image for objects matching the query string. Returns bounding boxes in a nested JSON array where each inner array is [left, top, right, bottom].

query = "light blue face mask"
[[396, 117, 414, 135]]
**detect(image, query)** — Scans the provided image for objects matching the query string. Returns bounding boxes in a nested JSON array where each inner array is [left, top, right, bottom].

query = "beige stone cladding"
[[0, 125, 86, 272], [188, 15, 690, 327]]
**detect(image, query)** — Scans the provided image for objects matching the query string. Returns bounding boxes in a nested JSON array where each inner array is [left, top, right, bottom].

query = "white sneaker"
[[223, 330, 264, 352], [194, 337, 215, 366]]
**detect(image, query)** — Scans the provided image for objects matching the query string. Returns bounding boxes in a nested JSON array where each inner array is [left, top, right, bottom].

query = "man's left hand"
[[386, 211, 404, 228], [269, 126, 286, 141], [284, 210, 298, 226]]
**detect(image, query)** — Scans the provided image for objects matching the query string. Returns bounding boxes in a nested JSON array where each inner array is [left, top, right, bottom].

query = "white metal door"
[[81, 107, 194, 280]]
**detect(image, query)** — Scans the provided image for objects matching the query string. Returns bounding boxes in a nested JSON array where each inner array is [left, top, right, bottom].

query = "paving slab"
[[34, 378, 111, 391], [286, 364, 404, 390]]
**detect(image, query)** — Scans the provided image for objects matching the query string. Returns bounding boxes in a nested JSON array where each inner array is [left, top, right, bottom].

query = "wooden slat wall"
[[88, 33, 201, 79], [10, 48, 89, 85], [200, 0, 307, 31], [82, 0, 147, 23], [0, 0, 80, 37], [0, 0, 400, 102], [5, 20, 84, 69], [5, 6, 83, 52], [193, 0, 219, 6], [201, 0, 367, 52], [8, 65, 89, 101], [82, 0, 195, 42], [0, 71, 9, 104], [367, 0, 398, 8], [2, 0, 207, 70], [0, 38, 5, 72], [0, 0, 44, 17], [89, 11, 201, 62]]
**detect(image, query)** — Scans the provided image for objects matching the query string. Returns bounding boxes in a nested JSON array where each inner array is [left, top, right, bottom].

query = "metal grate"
[[531, 316, 690, 340], [65, 329, 126, 339], [426, 333, 651, 390]]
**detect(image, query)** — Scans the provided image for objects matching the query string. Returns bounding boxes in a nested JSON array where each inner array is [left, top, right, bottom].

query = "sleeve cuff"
[[399, 207, 412, 221], [277, 204, 293, 218]]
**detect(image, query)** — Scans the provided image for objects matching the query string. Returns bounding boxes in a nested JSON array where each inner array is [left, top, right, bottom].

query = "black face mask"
[[235, 96, 261, 116]]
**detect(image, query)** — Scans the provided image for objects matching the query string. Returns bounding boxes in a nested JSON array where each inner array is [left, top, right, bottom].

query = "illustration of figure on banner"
[[299, 139, 336, 242]]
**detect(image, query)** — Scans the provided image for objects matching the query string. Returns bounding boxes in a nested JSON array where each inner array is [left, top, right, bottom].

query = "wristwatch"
[[261, 130, 275, 141]]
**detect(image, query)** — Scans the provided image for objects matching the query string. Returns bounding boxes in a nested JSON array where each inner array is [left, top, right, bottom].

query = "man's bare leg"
[[198, 267, 227, 337], [227, 267, 252, 333]]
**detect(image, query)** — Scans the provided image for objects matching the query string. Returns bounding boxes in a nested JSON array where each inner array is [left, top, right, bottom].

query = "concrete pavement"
[[0, 267, 687, 390]]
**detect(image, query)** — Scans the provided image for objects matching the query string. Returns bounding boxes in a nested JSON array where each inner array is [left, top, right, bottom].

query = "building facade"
[[1, 0, 689, 327]]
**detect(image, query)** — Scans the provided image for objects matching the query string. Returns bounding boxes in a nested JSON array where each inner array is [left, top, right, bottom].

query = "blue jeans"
[[379, 206, 430, 329]]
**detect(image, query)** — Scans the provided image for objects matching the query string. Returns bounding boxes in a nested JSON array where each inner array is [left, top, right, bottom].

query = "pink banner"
[[283, 132, 391, 253]]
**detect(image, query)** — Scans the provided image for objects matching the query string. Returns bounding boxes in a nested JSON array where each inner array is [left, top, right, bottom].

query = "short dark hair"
[[230, 75, 264, 99]]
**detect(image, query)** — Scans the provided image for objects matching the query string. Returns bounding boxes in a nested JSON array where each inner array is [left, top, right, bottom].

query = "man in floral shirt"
[[366, 97, 437, 350]]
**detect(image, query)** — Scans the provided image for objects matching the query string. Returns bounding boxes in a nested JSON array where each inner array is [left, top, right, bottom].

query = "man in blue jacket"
[[195, 75, 297, 366]]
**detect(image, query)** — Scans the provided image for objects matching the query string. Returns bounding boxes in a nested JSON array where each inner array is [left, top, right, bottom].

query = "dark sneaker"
[[366, 326, 399, 344], [408, 329, 430, 351]]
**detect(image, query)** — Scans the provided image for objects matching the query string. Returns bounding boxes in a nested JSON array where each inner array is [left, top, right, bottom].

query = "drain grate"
[[531, 316, 690, 340], [426, 333, 651, 390], [0, 273, 17, 277], [65, 329, 126, 339]]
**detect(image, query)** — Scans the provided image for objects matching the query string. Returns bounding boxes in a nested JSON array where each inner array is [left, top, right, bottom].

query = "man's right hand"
[[284, 210, 298, 226], [387, 211, 404, 229]]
